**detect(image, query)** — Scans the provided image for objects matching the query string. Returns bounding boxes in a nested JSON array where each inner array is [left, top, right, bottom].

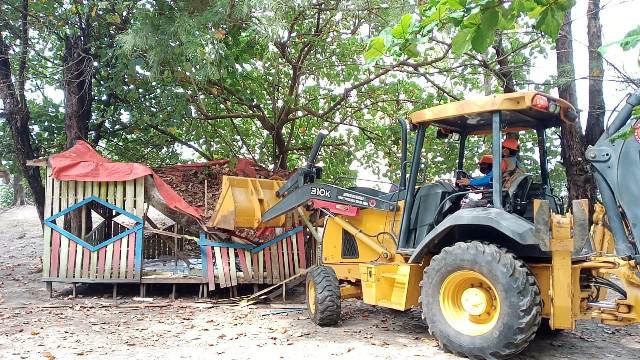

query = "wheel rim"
[[439, 270, 501, 336], [307, 280, 317, 315]]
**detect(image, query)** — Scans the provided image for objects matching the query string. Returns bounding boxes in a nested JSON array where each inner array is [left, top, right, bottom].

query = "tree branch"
[[148, 123, 212, 160], [16, 0, 28, 102]]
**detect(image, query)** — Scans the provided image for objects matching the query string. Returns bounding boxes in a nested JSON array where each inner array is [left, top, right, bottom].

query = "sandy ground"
[[1, 206, 639, 360]]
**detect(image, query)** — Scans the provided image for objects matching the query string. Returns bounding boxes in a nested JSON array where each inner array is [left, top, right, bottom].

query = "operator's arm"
[[469, 172, 493, 187]]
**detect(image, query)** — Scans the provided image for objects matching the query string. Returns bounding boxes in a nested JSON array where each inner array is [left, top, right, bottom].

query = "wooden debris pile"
[[154, 158, 290, 222]]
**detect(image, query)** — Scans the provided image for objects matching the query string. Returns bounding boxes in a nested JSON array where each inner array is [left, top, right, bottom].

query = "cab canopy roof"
[[408, 91, 576, 134]]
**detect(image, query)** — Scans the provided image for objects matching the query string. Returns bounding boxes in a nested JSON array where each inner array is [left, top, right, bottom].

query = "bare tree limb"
[[148, 123, 213, 160]]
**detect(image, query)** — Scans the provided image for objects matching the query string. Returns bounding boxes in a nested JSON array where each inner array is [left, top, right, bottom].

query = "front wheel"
[[306, 266, 341, 326], [422, 241, 541, 359]]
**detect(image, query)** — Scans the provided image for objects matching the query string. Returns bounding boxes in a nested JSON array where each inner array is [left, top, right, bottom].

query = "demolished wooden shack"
[[34, 141, 313, 298]]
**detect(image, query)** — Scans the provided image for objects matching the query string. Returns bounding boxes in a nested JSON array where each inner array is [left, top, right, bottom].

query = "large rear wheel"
[[306, 265, 341, 326], [422, 241, 541, 359]]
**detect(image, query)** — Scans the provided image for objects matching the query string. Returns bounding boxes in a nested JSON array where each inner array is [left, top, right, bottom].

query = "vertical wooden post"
[[72, 283, 77, 298], [46, 282, 52, 298], [113, 284, 118, 303]]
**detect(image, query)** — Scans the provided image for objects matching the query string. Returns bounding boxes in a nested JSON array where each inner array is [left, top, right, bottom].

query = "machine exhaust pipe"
[[307, 130, 329, 167]]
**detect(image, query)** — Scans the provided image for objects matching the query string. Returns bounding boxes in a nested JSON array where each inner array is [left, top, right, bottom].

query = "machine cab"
[[399, 92, 578, 251]]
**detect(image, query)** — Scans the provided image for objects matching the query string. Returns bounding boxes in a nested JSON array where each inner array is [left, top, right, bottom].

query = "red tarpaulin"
[[48, 141, 203, 220]]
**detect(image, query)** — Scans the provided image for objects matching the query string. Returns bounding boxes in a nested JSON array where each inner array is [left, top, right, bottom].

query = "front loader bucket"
[[208, 176, 286, 230]]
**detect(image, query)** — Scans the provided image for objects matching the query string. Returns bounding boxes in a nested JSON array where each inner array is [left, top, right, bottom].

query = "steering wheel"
[[455, 170, 470, 190], [455, 169, 469, 180]]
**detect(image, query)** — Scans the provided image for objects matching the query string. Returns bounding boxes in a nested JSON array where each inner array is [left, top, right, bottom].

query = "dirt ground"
[[1, 206, 639, 360]]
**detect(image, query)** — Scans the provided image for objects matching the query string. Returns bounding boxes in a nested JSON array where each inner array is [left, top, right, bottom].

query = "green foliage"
[[620, 26, 640, 51], [0, 184, 13, 209], [600, 25, 640, 68], [366, 0, 575, 61]]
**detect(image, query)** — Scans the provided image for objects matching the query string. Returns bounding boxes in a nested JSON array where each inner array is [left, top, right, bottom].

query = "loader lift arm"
[[262, 130, 398, 223]]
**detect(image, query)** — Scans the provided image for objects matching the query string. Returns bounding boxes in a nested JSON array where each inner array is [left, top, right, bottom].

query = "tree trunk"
[[63, 34, 93, 148], [63, 33, 93, 236], [0, 33, 46, 221], [586, 0, 605, 146], [12, 173, 27, 206], [555, 11, 598, 206], [273, 128, 289, 170], [493, 33, 516, 93]]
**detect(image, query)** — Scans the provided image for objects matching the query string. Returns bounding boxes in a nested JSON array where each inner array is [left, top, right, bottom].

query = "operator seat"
[[504, 173, 533, 216]]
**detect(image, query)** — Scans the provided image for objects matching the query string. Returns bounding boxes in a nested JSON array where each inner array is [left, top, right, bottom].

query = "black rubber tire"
[[306, 265, 341, 326], [421, 241, 542, 359]]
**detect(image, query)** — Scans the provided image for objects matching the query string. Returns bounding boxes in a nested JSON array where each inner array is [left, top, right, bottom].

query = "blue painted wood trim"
[[44, 221, 143, 252], [44, 195, 144, 225], [196, 226, 304, 254], [134, 228, 143, 278], [199, 232, 208, 279], [199, 241, 254, 250], [251, 226, 303, 254]]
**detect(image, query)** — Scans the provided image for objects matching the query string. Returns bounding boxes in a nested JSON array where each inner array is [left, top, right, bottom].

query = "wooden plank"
[[49, 176, 62, 277], [42, 167, 53, 278], [104, 182, 116, 279], [97, 247, 106, 278], [124, 180, 135, 278], [58, 181, 71, 278], [116, 181, 127, 279], [283, 234, 290, 279], [258, 250, 264, 284], [251, 253, 259, 284], [205, 246, 216, 290], [297, 231, 306, 269], [74, 243, 84, 279], [270, 243, 279, 284], [237, 249, 250, 283], [127, 232, 136, 279], [67, 241, 77, 279], [74, 182, 89, 278], [91, 182, 107, 278], [291, 234, 300, 275], [214, 246, 226, 288], [277, 241, 285, 282], [245, 250, 253, 281], [287, 235, 295, 276], [220, 247, 231, 286], [112, 239, 121, 278], [82, 248, 90, 278], [228, 248, 238, 286], [120, 180, 135, 279], [50, 231, 61, 278], [134, 177, 144, 216], [264, 246, 272, 284], [134, 178, 145, 278]]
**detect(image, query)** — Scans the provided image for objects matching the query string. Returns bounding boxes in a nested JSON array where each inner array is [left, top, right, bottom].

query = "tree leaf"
[[469, 8, 500, 53], [620, 26, 640, 51], [471, 27, 496, 53], [479, 7, 500, 33], [403, 42, 420, 58], [447, 0, 466, 11], [451, 28, 474, 54], [363, 37, 386, 63], [535, 7, 564, 38], [391, 14, 413, 40]]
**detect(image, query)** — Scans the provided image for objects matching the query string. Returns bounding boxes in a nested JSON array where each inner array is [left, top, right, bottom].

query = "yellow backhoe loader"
[[211, 90, 640, 359]]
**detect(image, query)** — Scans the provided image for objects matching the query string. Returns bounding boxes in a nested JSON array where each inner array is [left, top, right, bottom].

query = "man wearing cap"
[[501, 138, 526, 189]]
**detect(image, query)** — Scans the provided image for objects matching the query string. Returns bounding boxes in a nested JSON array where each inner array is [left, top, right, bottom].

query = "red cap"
[[502, 138, 520, 151], [478, 155, 493, 165]]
